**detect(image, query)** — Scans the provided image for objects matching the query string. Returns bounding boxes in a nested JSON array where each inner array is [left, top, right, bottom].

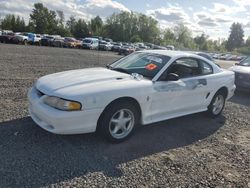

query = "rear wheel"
[[207, 91, 226, 117], [98, 101, 139, 143], [23, 39, 27, 45]]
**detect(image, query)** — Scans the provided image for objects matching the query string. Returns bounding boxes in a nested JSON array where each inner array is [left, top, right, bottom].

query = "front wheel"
[[23, 39, 28, 45], [97, 101, 139, 143], [207, 92, 226, 117]]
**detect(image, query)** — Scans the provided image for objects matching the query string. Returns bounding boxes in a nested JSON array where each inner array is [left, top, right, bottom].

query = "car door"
[[150, 57, 212, 122]]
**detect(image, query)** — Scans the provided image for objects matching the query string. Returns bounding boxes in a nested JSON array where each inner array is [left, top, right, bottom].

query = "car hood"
[[36, 67, 147, 96], [229, 65, 250, 74]]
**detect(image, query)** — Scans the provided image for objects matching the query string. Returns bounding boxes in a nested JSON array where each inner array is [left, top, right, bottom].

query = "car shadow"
[[230, 90, 250, 107], [0, 113, 225, 187]]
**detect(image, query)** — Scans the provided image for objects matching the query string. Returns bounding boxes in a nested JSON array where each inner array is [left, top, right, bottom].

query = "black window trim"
[[157, 57, 214, 81]]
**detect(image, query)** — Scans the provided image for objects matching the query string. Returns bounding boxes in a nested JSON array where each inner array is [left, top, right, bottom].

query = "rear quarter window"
[[199, 60, 213, 75]]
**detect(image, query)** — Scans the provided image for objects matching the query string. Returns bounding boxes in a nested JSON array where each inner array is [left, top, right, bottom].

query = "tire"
[[23, 39, 27, 45], [97, 101, 140, 143], [207, 91, 226, 117]]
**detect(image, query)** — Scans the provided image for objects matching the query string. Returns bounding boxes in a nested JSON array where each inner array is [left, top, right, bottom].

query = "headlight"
[[43, 96, 82, 111]]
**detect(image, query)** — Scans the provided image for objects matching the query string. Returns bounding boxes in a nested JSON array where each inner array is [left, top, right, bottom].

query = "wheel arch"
[[97, 96, 142, 129], [216, 86, 228, 99]]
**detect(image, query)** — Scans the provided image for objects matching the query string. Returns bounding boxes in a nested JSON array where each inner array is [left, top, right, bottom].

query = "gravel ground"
[[0, 44, 249, 188]]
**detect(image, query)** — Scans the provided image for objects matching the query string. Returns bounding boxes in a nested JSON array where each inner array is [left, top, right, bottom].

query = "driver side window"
[[158, 57, 213, 81], [167, 58, 201, 78]]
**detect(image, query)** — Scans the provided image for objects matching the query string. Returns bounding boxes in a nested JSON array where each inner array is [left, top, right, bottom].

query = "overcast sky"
[[1, 0, 250, 40]]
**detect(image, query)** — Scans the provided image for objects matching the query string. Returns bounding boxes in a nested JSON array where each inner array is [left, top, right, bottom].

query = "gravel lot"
[[0, 44, 249, 188]]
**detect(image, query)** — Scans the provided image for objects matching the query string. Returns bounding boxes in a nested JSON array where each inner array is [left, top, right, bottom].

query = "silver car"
[[229, 56, 250, 92]]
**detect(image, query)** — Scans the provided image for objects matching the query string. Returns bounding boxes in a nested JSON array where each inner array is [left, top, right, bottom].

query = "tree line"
[[0, 3, 249, 54]]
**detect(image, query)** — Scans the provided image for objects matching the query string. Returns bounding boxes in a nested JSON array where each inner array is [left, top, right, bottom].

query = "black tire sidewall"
[[98, 101, 139, 143]]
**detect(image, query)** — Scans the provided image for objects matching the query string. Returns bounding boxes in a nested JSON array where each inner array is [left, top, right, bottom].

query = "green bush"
[[236, 46, 250, 55]]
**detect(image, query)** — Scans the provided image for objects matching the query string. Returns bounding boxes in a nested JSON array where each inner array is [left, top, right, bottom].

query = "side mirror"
[[166, 73, 179, 81]]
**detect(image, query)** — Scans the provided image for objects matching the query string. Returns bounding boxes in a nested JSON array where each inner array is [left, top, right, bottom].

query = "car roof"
[[84, 37, 98, 40]]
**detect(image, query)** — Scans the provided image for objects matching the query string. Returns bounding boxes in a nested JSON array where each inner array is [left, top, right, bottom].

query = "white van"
[[82, 38, 99, 50]]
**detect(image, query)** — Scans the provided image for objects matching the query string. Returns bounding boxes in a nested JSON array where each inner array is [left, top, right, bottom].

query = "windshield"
[[65, 38, 75, 42], [239, 57, 250, 66], [110, 52, 171, 79], [83, 39, 91, 43]]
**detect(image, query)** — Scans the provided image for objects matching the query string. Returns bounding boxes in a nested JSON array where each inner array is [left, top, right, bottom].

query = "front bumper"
[[82, 44, 91, 49], [28, 87, 103, 135], [235, 73, 250, 92], [228, 84, 236, 99]]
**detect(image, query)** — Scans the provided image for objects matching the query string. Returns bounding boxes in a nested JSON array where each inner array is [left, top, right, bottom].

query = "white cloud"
[[147, 5, 205, 36], [147, 5, 189, 24], [233, 0, 250, 8], [78, 0, 130, 19], [0, 0, 129, 22], [210, 2, 245, 14]]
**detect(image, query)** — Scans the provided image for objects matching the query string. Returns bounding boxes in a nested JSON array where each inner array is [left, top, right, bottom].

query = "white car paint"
[[28, 50, 235, 135], [82, 38, 99, 49], [14, 33, 28, 43]]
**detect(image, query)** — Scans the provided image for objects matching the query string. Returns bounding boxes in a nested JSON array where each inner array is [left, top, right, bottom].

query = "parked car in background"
[[82, 38, 99, 49], [229, 56, 250, 92], [92, 36, 103, 40], [51, 37, 65, 47], [219, 54, 232, 60], [0, 30, 13, 35], [118, 45, 135, 55], [236, 55, 246, 61], [111, 42, 123, 52], [104, 38, 113, 43], [213, 54, 220, 59], [28, 50, 235, 142], [153, 45, 167, 50], [99, 40, 113, 51], [64, 37, 82, 48], [41, 35, 54, 46], [63, 37, 75, 48], [74, 39, 82, 49], [192, 52, 214, 62], [144, 43, 155, 49], [134, 43, 147, 51], [166, 45, 175, 50], [229, 55, 238, 61], [28, 33, 41, 45], [14, 32, 29, 45], [0, 31, 17, 44]]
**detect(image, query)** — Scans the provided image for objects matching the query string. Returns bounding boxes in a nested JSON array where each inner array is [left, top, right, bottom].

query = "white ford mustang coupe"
[[28, 50, 235, 142]]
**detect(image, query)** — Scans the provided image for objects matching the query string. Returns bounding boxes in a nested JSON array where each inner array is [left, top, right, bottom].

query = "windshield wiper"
[[111, 67, 130, 74]]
